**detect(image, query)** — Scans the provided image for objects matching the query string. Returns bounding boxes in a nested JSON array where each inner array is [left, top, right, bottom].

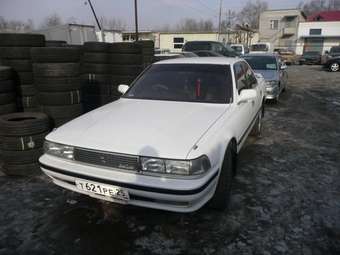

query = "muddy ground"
[[0, 65, 339, 255]]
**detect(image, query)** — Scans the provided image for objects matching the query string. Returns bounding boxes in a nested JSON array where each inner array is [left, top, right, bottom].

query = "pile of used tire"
[[31, 47, 83, 127], [0, 112, 49, 176], [0, 33, 45, 112], [81, 42, 112, 112], [0, 66, 17, 115], [109, 42, 144, 100], [136, 40, 155, 68]]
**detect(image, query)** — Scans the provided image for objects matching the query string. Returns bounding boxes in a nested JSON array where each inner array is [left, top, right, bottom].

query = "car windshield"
[[231, 46, 243, 53], [243, 56, 277, 70], [250, 44, 268, 52], [123, 64, 233, 104], [183, 42, 211, 51]]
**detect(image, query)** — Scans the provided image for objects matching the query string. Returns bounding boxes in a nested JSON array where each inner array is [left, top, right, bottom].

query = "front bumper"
[[39, 154, 219, 213]]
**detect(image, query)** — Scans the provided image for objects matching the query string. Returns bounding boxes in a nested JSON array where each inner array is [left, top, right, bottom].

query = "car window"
[[183, 42, 211, 51], [242, 62, 257, 88], [234, 62, 247, 94], [243, 56, 278, 70], [124, 64, 233, 104]]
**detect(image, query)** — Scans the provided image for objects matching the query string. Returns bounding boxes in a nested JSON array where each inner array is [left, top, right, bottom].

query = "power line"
[[196, 0, 219, 15]]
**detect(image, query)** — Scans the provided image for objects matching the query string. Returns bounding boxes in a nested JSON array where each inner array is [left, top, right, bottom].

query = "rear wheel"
[[209, 146, 234, 210], [329, 62, 340, 72]]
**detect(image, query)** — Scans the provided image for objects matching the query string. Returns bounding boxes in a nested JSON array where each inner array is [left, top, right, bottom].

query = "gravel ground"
[[0, 65, 339, 255]]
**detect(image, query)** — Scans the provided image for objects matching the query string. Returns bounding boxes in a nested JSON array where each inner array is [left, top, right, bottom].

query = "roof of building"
[[308, 11, 340, 21], [262, 9, 307, 19], [154, 57, 240, 65]]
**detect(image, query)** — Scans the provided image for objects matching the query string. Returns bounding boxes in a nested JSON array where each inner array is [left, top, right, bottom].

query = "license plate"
[[75, 179, 130, 201]]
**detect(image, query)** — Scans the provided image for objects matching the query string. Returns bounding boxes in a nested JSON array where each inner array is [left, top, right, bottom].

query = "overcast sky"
[[0, 0, 302, 30]]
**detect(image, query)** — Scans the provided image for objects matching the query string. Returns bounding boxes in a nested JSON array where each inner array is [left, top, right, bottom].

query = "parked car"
[[323, 55, 340, 72], [193, 50, 223, 57], [154, 53, 185, 62], [299, 51, 321, 65], [322, 46, 340, 65], [274, 48, 297, 65], [243, 53, 288, 102], [230, 44, 249, 55], [182, 41, 239, 57], [249, 42, 271, 54], [40, 57, 265, 213]]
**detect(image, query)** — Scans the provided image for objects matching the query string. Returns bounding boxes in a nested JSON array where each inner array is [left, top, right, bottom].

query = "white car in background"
[[40, 57, 265, 213]]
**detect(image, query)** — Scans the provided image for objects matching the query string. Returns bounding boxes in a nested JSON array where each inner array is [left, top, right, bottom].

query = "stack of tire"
[[136, 40, 155, 68], [109, 42, 144, 100], [81, 42, 114, 112], [0, 66, 17, 115], [0, 33, 45, 112], [45, 40, 67, 47], [31, 47, 83, 127], [0, 112, 49, 176]]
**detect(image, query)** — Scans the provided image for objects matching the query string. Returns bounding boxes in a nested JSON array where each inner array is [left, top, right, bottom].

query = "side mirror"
[[118, 84, 129, 94], [238, 89, 257, 104], [280, 64, 287, 70], [325, 50, 329, 55]]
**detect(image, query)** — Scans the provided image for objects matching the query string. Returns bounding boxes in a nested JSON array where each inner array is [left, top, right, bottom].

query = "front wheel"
[[329, 62, 340, 72], [209, 146, 234, 211]]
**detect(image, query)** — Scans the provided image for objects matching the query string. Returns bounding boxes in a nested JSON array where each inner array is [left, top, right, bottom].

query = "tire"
[[20, 96, 39, 108], [82, 94, 113, 105], [82, 63, 111, 74], [31, 47, 81, 63], [45, 40, 67, 47], [135, 40, 154, 48], [18, 84, 36, 96], [1, 131, 48, 151], [0, 47, 31, 59], [1, 59, 32, 72], [33, 63, 80, 77], [83, 42, 109, 53], [81, 74, 112, 84], [82, 83, 113, 95], [22, 107, 42, 113], [43, 104, 83, 119], [0, 103, 16, 115], [2, 148, 43, 164], [111, 65, 143, 76], [0, 66, 13, 80], [16, 72, 34, 84], [251, 110, 263, 137], [2, 163, 41, 176], [109, 54, 143, 65], [0, 80, 15, 93], [111, 75, 136, 86], [0, 112, 50, 136], [329, 62, 340, 72], [0, 92, 15, 104], [82, 53, 109, 64], [0, 33, 45, 47], [38, 90, 82, 105], [35, 77, 81, 92], [209, 145, 234, 210], [109, 43, 142, 54]]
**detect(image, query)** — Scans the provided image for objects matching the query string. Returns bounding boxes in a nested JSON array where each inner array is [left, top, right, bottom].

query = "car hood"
[[47, 99, 229, 159], [254, 69, 279, 81]]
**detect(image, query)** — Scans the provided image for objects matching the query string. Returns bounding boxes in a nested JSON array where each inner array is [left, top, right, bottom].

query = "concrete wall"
[[97, 31, 122, 43], [296, 21, 340, 54]]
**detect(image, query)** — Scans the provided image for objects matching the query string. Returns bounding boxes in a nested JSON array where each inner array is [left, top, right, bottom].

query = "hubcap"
[[331, 63, 339, 72]]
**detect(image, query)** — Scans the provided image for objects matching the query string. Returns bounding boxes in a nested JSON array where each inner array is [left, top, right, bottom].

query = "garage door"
[[304, 38, 324, 53]]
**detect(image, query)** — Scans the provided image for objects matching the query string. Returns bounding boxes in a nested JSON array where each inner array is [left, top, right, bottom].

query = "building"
[[122, 30, 160, 48], [307, 10, 340, 21], [35, 24, 97, 45], [158, 31, 259, 52], [296, 21, 340, 55], [96, 29, 122, 43], [259, 9, 306, 51]]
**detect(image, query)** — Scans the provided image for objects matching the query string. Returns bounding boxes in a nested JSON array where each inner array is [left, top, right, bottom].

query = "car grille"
[[74, 148, 139, 171]]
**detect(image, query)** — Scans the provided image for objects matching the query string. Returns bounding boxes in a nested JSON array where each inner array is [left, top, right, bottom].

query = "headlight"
[[44, 141, 74, 160], [266, 80, 279, 87], [140, 155, 211, 176]]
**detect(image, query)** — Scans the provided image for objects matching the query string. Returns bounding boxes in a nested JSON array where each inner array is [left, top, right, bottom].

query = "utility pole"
[[218, 0, 223, 41], [227, 9, 231, 43], [134, 0, 139, 41], [86, 0, 104, 42]]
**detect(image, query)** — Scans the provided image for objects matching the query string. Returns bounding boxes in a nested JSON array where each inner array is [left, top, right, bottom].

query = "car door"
[[242, 61, 262, 114], [233, 62, 254, 146]]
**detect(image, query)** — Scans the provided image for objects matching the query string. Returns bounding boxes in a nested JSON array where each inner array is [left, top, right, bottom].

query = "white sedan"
[[40, 57, 265, 213]]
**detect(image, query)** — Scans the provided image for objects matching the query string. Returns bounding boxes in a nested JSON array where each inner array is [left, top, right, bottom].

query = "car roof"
[[153, 57, 241, 65]]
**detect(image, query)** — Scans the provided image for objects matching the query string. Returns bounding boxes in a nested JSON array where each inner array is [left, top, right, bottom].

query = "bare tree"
[[298, 0, 340, 16], [176, 18, 215, 32], [237, 0, 268, 29], [0, 16, 34, 32], [220, 10, 237, 32], [40, 13, 63, 29], [99, 16, 127, 30]]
